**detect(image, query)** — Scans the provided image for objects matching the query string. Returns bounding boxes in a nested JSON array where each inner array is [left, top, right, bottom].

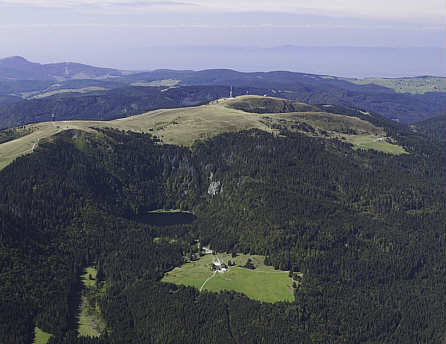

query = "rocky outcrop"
[[208, 181, 223, 196]]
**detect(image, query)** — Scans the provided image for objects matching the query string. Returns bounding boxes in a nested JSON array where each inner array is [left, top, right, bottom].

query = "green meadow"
[[78, 266, 106, 338], [347, 134, 408, 155], [33, 327, 52, 344], [162, 253, 295, 303], [0, 96, 407, 172], [345, 76, 446, 94]]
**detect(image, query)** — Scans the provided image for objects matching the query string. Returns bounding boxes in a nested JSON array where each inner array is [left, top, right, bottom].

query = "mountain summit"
[[0, 56, 123, 81]]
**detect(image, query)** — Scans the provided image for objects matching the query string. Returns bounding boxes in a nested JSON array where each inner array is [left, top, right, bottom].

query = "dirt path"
[[199, 271, 216, 291], [199, 254, 229, 291]]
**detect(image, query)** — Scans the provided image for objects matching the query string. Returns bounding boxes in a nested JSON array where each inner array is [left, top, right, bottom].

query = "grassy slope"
[[107, 100, 274, 146], [347, 135, 407, 154], [345, 76, 446, 94], [0, 96, 406, 171], [30, 87, 107, 99], [162, 253, 294, 303], [78, 266, 105, 338], [130, 79, 179, 87], [33, 327, 53, 344], [163, 254, 216, 290], [206, 267, 293, 303], [410, 114, 446, 143], [0, 122, 96, 170], [276, 111, 381, 134]]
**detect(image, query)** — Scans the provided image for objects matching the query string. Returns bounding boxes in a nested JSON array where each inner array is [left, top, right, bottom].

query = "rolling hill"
[[411, 114, 446, 144], [0, 95, 407, 171], [345, 76, 446, 94], [124, 69, 446, 123], [0, 85, 269, 129], [0, 56, 124, 81], [0, 57, 444, 123], [0, 103, 444, 343]]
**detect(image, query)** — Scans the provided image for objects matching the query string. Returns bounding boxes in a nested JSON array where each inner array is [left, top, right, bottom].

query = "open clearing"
[[30, 86, 108, 99], [33, 327, 52, 344], [162, 253, 295, 303], [0, 95, 406, 171], [108, 98, 275, 146], [77, 266, 105, 338], [344, 76, 446, 94], [130, 79, 180, 87], [347, 135, 407, 154]]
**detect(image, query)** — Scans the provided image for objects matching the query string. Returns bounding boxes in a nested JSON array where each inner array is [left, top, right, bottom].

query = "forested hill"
[[1, 79, 444, 131], [412, 114, 446, 144], [0, 85, 268, 129], [0, 56, 123, 81], [1, 122, 445, 343], [125, 69, 446, 123], [0, 94, 410, 171], [0, 59, 445, 124]]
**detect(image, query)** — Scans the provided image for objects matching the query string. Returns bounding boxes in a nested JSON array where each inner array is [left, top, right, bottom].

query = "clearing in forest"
[[344, 76, 446, 94], [162, 253, 295, 303], [33, 327, 52, 344], [77, 266, 106, 338]]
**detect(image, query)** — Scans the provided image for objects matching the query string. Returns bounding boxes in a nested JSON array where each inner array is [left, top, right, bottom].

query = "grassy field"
[[33, 327, 52, 344], [130, 79, 179, 87], [347, 135, 407, 155], [78, 266, 105, 338], [163, 254, 216, 289], [276, 110, 381, 134], [107, 100, 275, 146], [205, 267, 294, 303], [81, 266, 98, 288], [0, 95, 407, 171], [0, 121, 96, 170], [345, 76, 446, 94], [271, 111, 406, 155], [162, 253, 295, 303], [78, 296, 102, 338], [30, 87, 107, 99]]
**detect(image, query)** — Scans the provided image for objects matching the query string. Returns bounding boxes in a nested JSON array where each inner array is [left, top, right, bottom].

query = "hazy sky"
[[0, 0, 445, 75], [0, 0, 444, 19]]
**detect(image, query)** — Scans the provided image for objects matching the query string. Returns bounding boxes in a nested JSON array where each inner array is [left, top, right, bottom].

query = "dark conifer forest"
[[414, 114, 446, 144], [0, 118, 445, 343]]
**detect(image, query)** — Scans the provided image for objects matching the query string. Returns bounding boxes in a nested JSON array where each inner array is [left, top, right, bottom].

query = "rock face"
[[208, 181, 223, 196]]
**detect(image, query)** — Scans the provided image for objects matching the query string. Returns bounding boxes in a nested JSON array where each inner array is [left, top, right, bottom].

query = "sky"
[[0, 0, 445, 76]]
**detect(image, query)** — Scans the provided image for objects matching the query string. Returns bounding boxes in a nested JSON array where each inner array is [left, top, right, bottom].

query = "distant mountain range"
[[0, 56, 124, 81], [0, 56, 444, 125]]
